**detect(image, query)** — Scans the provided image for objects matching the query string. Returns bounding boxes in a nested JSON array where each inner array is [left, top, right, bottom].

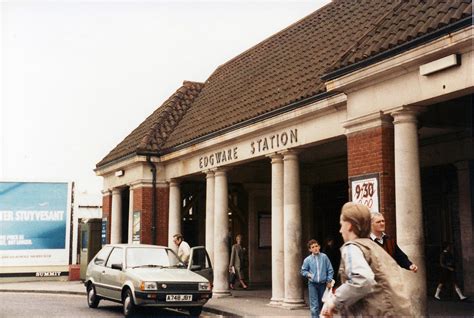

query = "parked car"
[[84, 244, 213, 317]]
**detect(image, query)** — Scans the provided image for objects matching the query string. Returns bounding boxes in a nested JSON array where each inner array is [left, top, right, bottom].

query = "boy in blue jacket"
[[301, 239, 334, 317]]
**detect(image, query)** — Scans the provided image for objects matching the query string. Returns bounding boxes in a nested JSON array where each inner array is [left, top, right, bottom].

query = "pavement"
[[0, 280, 473, 317]]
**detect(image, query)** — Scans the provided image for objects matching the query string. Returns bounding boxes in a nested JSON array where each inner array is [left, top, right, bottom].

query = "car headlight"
[[140, 281, 157, 291], [198, 282, 211, 291]]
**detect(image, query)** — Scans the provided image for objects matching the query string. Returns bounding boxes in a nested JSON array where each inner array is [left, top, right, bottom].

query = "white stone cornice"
[[159, 93, 347, 163], [343, 111, 393, 134], [95, 155, 160, 177]]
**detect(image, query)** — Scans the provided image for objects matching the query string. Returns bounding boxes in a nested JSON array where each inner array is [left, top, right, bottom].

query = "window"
[[94, 246, 113, 266], [126, 247, 177, 268], [106, 247, 123, 268]]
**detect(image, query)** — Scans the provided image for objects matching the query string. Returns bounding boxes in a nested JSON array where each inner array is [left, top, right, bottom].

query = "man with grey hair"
[[370, 212, 418, 272]]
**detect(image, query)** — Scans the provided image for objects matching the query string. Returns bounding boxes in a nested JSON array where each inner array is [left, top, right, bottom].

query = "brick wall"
[[102, 193, 112, 244], [133, 186, 169, 246], [347, 125, 396, 237]]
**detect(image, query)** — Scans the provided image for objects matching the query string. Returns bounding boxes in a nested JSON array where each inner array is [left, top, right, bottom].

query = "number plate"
[[166, 294, 192, 302]]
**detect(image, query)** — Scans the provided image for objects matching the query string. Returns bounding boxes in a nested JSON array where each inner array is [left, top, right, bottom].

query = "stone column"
[[454, 161, 474, 294], [268, 154, 285, 305], [168, 179, 181, 252], [128, 188, 134, 243], [205, 171, 215, 266], [392, 108, 426, 316], [213, 168, 231, 296], [282, 151, 304, 308], [111, 189, 122, 244]]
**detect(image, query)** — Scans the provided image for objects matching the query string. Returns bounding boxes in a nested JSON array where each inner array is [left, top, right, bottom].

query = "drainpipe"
[[146, 156, 157, 245]]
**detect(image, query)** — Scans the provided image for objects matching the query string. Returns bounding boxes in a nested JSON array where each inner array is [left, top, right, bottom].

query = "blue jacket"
[[301, 252, 334, 284]]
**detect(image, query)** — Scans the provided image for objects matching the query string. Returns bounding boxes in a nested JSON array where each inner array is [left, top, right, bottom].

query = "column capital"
[[112, 188, 121, 195], [391, 106, 426, 125], [214, 167, 229, 176], [281, 149, 299, 160], [267, 153, 283, 163], [168, 179, 180, 187], [101, 189, 112, 196], [454, 160, 470, 171], [204, 170, 215, 178], [343, 111, 393, 135]]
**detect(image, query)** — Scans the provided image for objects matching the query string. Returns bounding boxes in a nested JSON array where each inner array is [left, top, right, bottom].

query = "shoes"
[[229, 284, 234, 290], [460, 296, 468, 301], [434, 295, 441, 300]]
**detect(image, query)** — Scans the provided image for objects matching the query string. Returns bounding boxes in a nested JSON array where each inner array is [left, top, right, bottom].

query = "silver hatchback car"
[[84, 244, 213, 317]]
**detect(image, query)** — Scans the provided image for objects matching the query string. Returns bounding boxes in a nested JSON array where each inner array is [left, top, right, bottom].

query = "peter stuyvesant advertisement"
[[0, 182, 72, 266]]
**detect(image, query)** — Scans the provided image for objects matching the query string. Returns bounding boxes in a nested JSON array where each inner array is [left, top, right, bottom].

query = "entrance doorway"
[[120, 187, 130, 243]]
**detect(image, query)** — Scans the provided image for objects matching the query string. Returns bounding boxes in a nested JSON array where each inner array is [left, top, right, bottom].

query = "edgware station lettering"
[[199, 129, 298, 169]]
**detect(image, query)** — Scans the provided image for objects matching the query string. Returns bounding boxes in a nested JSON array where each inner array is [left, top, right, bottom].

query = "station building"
[[95, 1, 473, 315]]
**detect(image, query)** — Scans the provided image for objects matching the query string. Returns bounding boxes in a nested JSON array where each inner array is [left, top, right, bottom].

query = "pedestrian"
[[172, 233, 191, 264], [229, 234, 248, 289], [322, 236, 340, 285], [301, 239, 334, 318], [370, 212, 418, 272], [320, 202, 412, 317], [434, 242, 467, 301]]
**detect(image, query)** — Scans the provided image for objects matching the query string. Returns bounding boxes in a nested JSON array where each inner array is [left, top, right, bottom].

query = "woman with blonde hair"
[[229, 234, 248, 289], [321, 202, 412, 317]]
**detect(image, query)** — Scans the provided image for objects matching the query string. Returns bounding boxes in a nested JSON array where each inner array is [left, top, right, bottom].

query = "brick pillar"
[[345, 114, 396, 237], [132, 183, 169, 246], [102, 190, 112, 244]]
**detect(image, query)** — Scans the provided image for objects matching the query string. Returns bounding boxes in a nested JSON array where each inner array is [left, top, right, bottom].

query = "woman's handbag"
[[229, 266, 236, 284]]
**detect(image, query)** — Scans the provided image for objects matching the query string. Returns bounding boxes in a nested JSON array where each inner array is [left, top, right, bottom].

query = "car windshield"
[[126, 247, 184, 269]]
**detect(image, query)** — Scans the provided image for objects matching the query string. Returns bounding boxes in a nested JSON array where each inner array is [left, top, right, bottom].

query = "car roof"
[[103, 243, 168, 248]]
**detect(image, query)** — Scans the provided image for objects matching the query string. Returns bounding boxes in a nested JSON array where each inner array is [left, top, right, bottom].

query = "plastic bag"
[[322, 279, 335, 303]]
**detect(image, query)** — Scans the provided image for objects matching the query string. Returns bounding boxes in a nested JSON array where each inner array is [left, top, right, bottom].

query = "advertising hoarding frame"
[[0, 180, 73, 270]]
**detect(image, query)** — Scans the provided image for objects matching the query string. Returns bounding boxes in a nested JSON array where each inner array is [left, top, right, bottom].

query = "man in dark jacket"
[[370, 212, 418, 272]]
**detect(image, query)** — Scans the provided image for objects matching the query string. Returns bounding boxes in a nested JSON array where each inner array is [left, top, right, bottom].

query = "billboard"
[[0, 182, 72, 267]]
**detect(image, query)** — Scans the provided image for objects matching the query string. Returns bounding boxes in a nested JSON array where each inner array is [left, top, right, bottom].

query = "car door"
[[89, 245, 113, 296], [101, 247, 124, 301], [188, 246, 213, 283]]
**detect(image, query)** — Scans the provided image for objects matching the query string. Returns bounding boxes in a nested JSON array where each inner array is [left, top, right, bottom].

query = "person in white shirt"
[[173, 233, 191, 264]]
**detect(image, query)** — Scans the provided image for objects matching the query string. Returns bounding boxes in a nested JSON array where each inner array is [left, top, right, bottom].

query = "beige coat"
[[337, 238, 412, 317]]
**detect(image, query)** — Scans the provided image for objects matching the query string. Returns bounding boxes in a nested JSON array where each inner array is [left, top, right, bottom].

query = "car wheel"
[[87, 283, 100, 308], [123, 288, 136, 317], [188, 306, 203, 316]]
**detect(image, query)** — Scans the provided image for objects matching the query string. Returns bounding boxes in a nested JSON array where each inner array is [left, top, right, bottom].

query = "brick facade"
[[133, 186, 169, 246], [102, 193, 112, 244], [347, 125, 396, 237]]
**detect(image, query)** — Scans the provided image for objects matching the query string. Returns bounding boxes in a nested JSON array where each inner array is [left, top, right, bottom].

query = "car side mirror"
[[190, 264, 202, 271], [111, 263, 123, 271]]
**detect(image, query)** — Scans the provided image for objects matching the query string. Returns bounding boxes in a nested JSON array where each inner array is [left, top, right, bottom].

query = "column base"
[[282, 299, 306, 310], [213, 290, 232, 298], [268, 298, 283, 307]]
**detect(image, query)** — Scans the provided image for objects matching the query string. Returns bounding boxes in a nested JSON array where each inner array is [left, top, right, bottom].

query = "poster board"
[[0, 181, 72, 267], [349, 174, 380, 212]]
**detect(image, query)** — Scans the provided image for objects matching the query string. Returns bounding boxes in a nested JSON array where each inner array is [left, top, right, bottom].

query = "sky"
[[1, 0, 330, 195]]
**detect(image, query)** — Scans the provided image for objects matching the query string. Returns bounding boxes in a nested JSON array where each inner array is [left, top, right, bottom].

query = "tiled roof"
[[97, 0, 472, 167], [326, 0, 472, 77], [162, 0, 400, 150], [96, 81, 204, 168]]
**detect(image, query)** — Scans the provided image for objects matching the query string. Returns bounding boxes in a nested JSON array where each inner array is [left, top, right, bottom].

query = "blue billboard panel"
[[0, 182, 70, 255]]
